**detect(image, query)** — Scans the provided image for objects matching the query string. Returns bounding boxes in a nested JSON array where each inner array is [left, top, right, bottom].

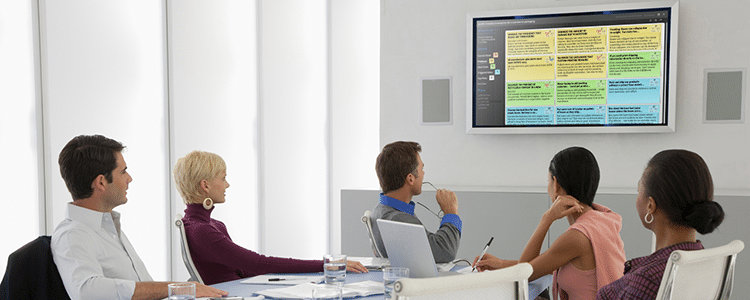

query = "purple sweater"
[[182, 204, 323, 284]]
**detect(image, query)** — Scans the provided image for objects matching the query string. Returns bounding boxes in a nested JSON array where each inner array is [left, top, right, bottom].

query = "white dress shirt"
[[51, 203, 153, 300]]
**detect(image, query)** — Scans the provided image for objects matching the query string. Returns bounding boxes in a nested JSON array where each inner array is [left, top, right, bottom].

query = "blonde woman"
[[173, 151, 366, 285]]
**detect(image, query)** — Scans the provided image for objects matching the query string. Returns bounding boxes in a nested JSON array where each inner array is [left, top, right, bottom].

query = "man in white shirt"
[[51, 135, 227, 300]]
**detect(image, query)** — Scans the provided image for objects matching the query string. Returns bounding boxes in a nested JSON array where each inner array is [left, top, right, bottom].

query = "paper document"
[[255, 281, 384, 299], [348, 256, 390, 270], [240, 274, 323, 285]]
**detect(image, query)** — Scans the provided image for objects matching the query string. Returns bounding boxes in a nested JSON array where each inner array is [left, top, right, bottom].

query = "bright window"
[[0, 0, 42, 276]]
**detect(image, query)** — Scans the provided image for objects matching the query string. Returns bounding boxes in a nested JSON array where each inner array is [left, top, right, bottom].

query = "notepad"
[[239, 274, 324, 285]]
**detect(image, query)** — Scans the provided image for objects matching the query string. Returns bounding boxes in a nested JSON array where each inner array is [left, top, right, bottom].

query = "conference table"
[[210, 269, 552, 299]]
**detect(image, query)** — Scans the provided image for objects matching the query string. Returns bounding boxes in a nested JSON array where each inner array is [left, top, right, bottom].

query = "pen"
[[268, 278, 287, 281], [472, 237, 494, 272]]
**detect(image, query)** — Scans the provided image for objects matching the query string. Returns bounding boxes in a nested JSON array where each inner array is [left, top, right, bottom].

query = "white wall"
[[380, 0, 750, 195]]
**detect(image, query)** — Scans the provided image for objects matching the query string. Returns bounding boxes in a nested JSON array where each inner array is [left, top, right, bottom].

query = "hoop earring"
[[203, 198, 214, 210], [644, 211, 654, 224]]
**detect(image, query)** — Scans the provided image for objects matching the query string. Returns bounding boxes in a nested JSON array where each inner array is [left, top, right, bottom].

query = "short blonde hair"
[[173, 150, 226, 204]]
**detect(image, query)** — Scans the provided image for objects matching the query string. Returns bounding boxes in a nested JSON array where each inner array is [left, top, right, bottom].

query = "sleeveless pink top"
[[552, 203, 626, 300], [555, 263, 597, 300]]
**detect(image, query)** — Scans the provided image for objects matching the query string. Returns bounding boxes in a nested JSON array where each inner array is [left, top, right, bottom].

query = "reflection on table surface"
[[211, 271, 384, 299], [210, 270, 552, 299]]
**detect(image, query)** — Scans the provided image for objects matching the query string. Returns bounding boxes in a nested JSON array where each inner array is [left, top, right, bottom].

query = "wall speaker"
[[421, 77, 452, 125], [704, 68, 745, 123]]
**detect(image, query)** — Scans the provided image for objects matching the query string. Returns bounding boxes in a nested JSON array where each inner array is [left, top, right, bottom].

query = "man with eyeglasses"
[[370, 141, 462, 263]]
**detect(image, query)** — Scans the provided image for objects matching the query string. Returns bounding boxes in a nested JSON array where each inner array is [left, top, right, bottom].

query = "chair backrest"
[[361, 210, 384, 258], [0, 236, 71, 300], [175, 213, 204, 284], [655, 239, 744, 300], [393, 262, 533, 300]]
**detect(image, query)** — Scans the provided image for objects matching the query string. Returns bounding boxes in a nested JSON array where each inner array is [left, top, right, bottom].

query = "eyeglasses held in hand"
[[415, 182, 444, 219]]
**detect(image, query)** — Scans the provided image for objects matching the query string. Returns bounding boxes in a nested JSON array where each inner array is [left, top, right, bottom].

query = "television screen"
[[466, 1, 678, 134]]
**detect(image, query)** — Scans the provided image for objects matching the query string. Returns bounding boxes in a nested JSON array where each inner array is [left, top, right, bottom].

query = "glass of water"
[[383, 267, 409, 300], [312, 284, 343, 300], [168, 282, 196, 300], [323, 254, 347, 286]]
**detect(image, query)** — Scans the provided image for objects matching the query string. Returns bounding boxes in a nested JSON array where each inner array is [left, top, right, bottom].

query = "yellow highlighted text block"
[[507, 56, 555, 81], [557, 27, 607, 54], [506, 30, 555, 56]]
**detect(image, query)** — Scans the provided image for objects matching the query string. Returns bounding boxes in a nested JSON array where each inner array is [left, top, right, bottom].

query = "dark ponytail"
[[643, 150, 724, 234]]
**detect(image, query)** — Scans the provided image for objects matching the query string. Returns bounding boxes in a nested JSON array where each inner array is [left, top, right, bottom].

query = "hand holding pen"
[[472, 249, 518, 272], [472, 237, 494, 272]]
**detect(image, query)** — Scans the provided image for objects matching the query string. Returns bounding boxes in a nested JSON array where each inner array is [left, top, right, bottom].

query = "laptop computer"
[[376, 219, 461, 278]]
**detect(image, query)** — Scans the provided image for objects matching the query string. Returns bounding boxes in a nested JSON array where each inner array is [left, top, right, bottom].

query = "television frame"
[[466, 0, 679, 134]]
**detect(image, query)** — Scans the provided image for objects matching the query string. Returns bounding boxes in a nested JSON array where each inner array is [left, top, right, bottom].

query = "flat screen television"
[[466, 0, 679, 134]]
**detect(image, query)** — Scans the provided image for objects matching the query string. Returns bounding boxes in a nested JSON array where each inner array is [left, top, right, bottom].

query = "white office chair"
[[655, 239, 744, 300], [393, 262, 533, 300], [361, 210, 384, 258], [174, 213, 204, 284]]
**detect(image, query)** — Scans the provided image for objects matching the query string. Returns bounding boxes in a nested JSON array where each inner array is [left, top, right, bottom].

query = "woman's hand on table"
[[195, 282, 228, 297], [346, 260, 369, 273]]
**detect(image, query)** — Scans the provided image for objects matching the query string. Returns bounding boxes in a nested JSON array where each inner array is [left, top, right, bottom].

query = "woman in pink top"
[[473, 147, 626, 300]]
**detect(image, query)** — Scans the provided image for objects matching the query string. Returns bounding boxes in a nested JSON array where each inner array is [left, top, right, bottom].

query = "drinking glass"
[[323, 254, 347, 286], [383, 267, 409, 300], [312, 284, 343, 300], [168, 282, 196, 300]]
